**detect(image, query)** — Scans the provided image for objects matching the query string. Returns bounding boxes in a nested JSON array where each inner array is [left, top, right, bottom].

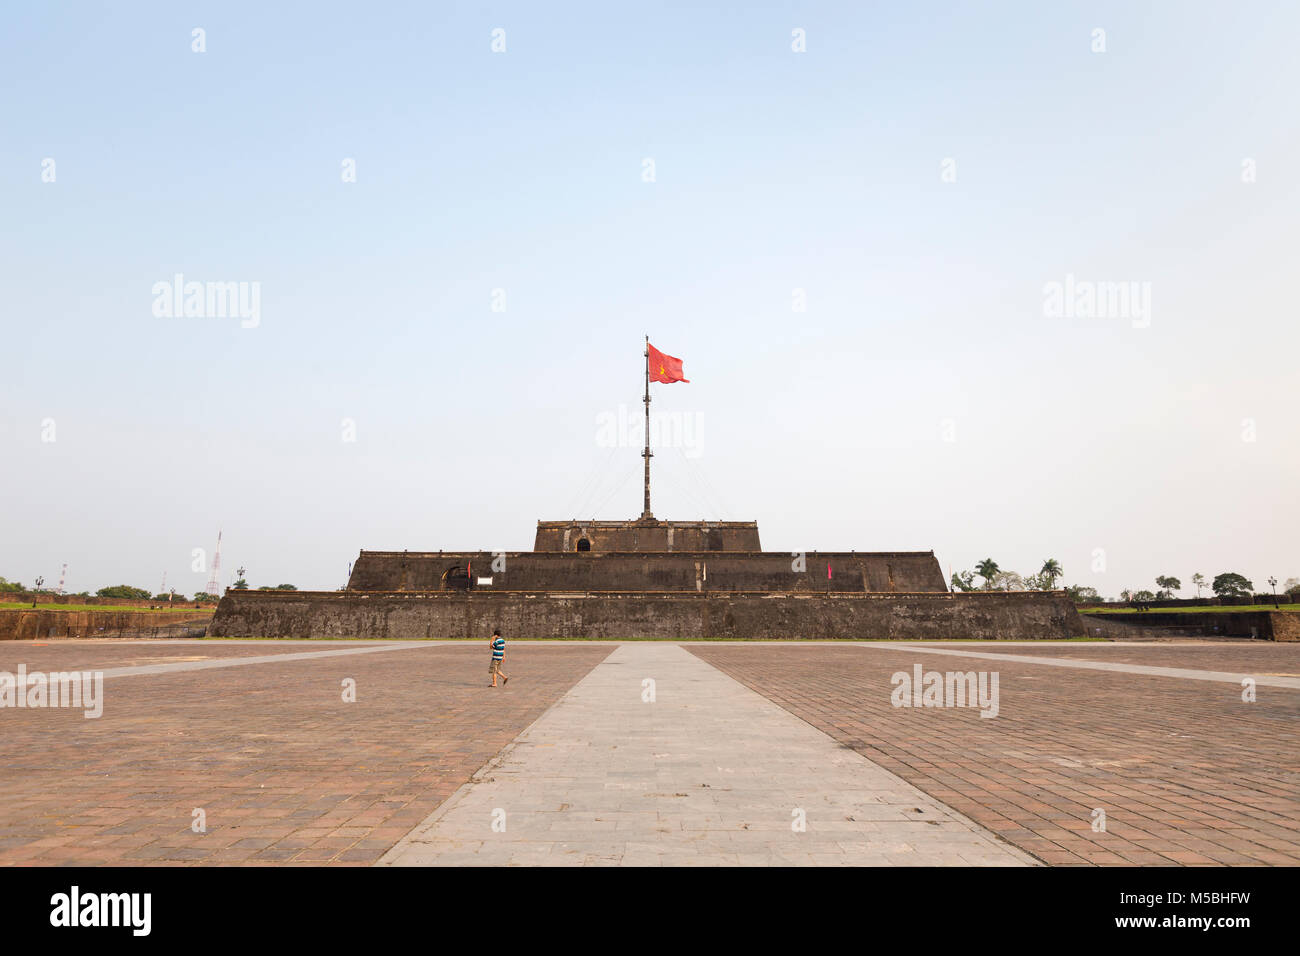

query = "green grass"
[[1079, 603, 1300, 615], [0, 602, 214, 613]]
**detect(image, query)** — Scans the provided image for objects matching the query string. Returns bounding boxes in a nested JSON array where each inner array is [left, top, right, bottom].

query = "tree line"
[[949, 558, 1064, 593], [0, 576, 298, 603], [948, 564, 1299, 604]]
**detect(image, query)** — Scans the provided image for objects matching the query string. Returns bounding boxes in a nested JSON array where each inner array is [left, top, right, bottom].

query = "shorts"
[[489, 659, 503, 675]]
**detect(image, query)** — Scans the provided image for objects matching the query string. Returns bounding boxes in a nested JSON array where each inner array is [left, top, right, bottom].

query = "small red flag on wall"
[[648, 343, 689, 383]]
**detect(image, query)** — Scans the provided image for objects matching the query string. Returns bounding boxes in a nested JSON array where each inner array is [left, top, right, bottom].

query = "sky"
[[2, 1, 1297, 600]]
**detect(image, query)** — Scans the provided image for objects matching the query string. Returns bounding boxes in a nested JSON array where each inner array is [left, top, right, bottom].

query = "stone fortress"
[[210, 342, 1083, 641], [209, 511, 1083, 641]]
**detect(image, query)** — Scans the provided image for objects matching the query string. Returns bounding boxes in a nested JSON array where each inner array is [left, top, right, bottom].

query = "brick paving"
[[687, 643, 1300, 866], [6, 638, 1296, 867], [0, 639, 329, 672], [0, 642, 610, 866], [919, 641, 1300, 674]]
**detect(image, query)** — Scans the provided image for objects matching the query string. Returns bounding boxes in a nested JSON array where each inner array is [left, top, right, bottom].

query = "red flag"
[[648, 343, 689, 383]]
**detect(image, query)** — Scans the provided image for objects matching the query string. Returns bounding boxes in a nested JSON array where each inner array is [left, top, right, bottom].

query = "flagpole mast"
[[642, 334, 653, 521]]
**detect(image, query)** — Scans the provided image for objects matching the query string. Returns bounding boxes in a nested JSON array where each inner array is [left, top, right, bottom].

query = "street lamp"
[[33, 576, 43, 608], [1268, 576, 1278, 609]]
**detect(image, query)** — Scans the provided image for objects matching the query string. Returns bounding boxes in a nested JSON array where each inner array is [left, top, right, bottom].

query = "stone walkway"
[[853, 642, 1300, 688], [379, 644, 1034, 866]]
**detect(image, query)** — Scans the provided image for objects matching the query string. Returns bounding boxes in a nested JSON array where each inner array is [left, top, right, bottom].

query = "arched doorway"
[[441, 566, 472, 590], [576, 538, 591, 552]]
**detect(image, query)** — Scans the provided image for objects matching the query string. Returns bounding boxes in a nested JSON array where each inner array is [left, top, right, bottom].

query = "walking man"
[[488, 628, 509, 687]]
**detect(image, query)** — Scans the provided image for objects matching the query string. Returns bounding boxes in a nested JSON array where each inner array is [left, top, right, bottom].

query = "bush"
[[96, 585, 151, 600]]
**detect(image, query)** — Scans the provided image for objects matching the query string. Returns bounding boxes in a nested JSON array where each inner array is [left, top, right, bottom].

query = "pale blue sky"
[[3, 1, 1297, 598]]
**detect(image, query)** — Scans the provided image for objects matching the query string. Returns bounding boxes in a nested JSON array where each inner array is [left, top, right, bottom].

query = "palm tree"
[[975, 558, 1000, 590], [1040, 559, 1062, 590]]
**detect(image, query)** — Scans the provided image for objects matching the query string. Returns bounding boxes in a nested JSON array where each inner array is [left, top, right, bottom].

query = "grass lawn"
[[1079, 603, 1300, 614]]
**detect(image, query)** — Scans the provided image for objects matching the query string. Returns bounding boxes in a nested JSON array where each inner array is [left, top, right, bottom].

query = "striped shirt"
[[491, 637, 505, 660]]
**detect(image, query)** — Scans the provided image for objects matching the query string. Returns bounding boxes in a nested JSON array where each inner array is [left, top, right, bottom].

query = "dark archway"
[[441, 566, 471, 590], [576, 538, 591, 552]]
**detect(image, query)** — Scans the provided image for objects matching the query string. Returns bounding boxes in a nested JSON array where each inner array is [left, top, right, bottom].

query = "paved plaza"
[[0, 638, 1296, 866], [380, 644, 1032, 866]]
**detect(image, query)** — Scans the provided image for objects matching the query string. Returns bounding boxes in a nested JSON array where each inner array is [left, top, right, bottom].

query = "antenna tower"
[[206, 530, 223, 596]]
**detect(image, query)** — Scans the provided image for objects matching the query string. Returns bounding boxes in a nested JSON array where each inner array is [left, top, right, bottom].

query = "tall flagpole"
[[642, 334, 653, 521]]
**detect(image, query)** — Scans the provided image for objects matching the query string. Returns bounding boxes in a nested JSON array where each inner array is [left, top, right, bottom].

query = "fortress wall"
[[1080, 610, 1299, 642], [1, 609, 214, 640], [208, 589, 1085, 641], [1273, 613, 1300, 642], [533, 522, 761, 552], [346, 551, 949, 593]]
